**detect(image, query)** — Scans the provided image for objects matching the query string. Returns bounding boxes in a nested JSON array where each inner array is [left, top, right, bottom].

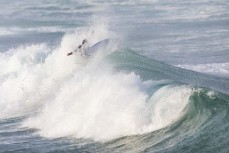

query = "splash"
[[0, 24, 193, 141], [0, 24, 114, 119], [22, 62, 193, 140]]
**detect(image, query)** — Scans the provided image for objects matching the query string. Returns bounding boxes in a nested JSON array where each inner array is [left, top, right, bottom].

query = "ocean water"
[[0, 0, 229, 153]]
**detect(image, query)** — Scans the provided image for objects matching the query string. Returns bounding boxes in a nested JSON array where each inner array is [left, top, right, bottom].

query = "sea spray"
[[23, 64, 193, 141], [0, 24, 114, 119]]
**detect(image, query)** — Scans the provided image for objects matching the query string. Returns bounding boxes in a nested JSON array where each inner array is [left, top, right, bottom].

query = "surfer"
[[80, 39, 90, 58], [67, 39, 90, 57]]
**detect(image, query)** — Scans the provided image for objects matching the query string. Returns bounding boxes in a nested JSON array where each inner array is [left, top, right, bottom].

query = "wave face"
[[0, 0, 229, 153]]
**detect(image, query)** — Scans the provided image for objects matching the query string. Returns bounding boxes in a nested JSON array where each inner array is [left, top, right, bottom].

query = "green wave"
[[102, 49, 229, 153], [108, 49, 229, 94]]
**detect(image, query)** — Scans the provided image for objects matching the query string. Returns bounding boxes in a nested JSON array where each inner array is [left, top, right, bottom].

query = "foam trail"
[[177, 63, 229, 77], [0, 28, 16, 36]]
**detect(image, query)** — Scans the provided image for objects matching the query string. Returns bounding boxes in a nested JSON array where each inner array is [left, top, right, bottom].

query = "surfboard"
[[86, 39, 110, 56]]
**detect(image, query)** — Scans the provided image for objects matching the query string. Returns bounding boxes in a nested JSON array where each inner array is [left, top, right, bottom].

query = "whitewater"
[[0, 0, 229, 153]]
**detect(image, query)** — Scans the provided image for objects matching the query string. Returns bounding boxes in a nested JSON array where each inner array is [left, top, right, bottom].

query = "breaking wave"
[[0, 25, 228, 153]]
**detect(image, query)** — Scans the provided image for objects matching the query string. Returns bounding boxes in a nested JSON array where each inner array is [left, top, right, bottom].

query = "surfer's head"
[[82, 39, 87, 44], [78, 45, 81, 49]]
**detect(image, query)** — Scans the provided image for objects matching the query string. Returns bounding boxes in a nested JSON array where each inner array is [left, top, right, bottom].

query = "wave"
[[177, 62, 229, 78], [0, 25, 228, 150], [109, 50, 229, 94], [0, 26, 71, 36], [0, 28, 17, 36], [22, 73, 192, 140], [101, 89, 229, 153]]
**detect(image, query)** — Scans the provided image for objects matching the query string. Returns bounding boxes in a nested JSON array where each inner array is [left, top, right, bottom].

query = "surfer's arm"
[[67, 52, 73, 56]]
